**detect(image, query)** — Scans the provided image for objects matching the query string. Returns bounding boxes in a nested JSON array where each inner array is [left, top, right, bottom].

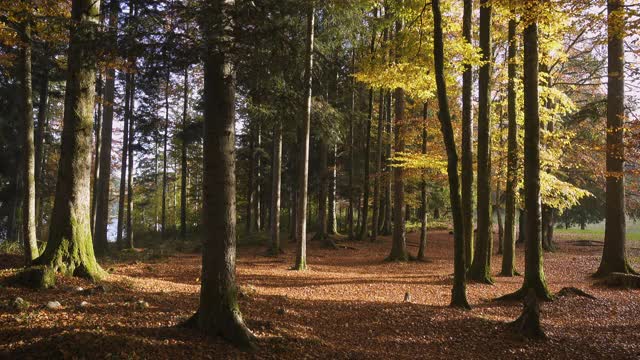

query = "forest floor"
[[1, 230, 640, 359]]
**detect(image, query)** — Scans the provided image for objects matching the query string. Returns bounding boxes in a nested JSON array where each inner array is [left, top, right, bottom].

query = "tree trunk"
[[20, 20, 39, 263], [461, 0, 474, 269], [161, 68, 170, 240], [255, 124, 262, 231], [315, 139, 328, 241], [417, 103, 428, 261], [597, 0, 633, 275], [517, 17, 552, 300], [185, 0, 255, 348], [382, 90, 393, 236], [348, 54, 355, 241], [247, 127, 255, 234], [371, 89, 384, 242], [126, 73, 135, 249], [181, 66, 189, 240], [517, 208, 526, 244], [116, 71, 131, 248], [433, 0, 470, 309], [294, 6, 314, 270], [501, 18, 518, 277], [33, 0, 104, 285], [35, 46, 49, 240], [91, 71, 102, 238], [93, 0, 118, 256], [327, 144, 338, 235], [468, 0, 493, 284], [270, 120, 283, 254]]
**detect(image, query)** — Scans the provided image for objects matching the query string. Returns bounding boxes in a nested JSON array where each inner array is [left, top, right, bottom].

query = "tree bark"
[[417, 103, 428, 261], [327, 144, 338, 235], [501, 18, 518, 277], [315, 139, 328, 241], [35, 45, 49, 239], [126, 73, 135, 249], [371, 89, 384, 242], [91, 71, 102, 238], [180, 66, 189, 240], [433, 0, 470, 309], [116, 70, 131, 248], [388, 10, 408, 262], [161, 67, 169, 240], [382, 90, 393, 236], [294, 6, 314, 270], [270, 120, 283, 255], [461, 0, 474, 269], [20, 20, 39, 263], [348, 53, 355, 241], [33, 0, 104, 285], [597, 0, 634, 276], [468, 0, 493, 284]]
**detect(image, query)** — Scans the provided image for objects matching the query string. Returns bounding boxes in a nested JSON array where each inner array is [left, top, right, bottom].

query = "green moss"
[[10, 266, 56, 289]]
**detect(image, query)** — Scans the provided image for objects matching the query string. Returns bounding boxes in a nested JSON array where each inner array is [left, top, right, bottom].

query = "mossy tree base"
[[594, 261, 637, 278], [496, 280, 553, 302], [467, 267, 494, 285], [498, 268, 521, 277], [450, 287, 471, 310], [181, 309, 256, 351]]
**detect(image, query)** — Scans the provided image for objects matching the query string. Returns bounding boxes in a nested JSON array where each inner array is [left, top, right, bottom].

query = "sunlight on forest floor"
[[1, 231, 640, 359]]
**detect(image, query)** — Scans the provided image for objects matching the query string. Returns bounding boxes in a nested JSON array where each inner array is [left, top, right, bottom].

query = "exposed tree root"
[[179, 310, 257, 351], [510, 289, 546, 340], [596, 272, 640, 288], [555, 287, 596, 299]]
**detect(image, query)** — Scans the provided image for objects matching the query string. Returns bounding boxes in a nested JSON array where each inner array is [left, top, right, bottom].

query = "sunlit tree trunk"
[[116, 71, 131, 248], [34, 0, 104, 285], [294, 6, 314, 270], [327, 144, 338, 235], [468, 0, 493, 284], [161, 67, 170, 240], [180, 66, 189, 240], [417, 103, 428, 261], [126, 73, 135, 249], [501, 18, 518, 277], [19, 20, 39, 263], [371, 89, 384, 242], [461, 0, 474, 269], [270, 120, 283, 255], [597, 0, 635, 276], [433, 0, 470, 309]]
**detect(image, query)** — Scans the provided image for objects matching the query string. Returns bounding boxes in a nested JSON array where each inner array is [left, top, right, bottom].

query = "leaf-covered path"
[[2, 231, 640, 359]]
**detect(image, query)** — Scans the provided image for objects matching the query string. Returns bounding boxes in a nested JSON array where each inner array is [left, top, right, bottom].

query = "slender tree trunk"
[[20, 20, 39, 263], [518, 208, 526, 244], [255, 124, 262, 231], [371, 89, 384, 242], [348, 54, 355, 241], [185, 0, 255, 348], [417, 103, 428, 261], [461, 0, 474, 269], [382, 90, 393, 235], [315, 139, 328, 241], [327, 144, 338, 235], [388, 10, 408, 261], [597, 1, 633, 276], [181, 66, 189, 239], [270, 120, 283, 254], [294, 6, 314, 270], [116, 71, 130, 248], [433, 0, 470, 309], [247, 128, 255, 233], [126, 74, 135, 249], [91, 71, 103, 238], [34, 0, 104, 285], [468, 0, 493, 284], [35, 46, 49, 239], [501, 18, 518, 277], [512, 16, 551, 300], [161, 68, 169, 240]]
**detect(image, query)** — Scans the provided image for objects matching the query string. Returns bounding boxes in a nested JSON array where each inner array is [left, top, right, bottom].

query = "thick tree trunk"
[[33, 0, 104, 286], [597, 0, 633, 276], [468, 0, 493, 284], [181, 66, 189, 240], [185, 0, 255, 348], [20, 20, 39, 263], [270, 121, 283, 255], [514, 17, 552, 300], [501, 18, 518, 277], [388, 12, 408, 262], [433, 0, 470, 309], [294, 7, 314, 270], [417, 103, 428, 261], [461, 0, 474, 269]]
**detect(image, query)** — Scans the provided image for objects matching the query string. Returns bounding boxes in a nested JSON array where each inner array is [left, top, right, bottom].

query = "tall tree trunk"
[[371, 89, 384, 242], [315, 139, 328, 241], [161, 68, 169, 240], [388, 9, 408, 262], [382, 90, 393, 235], [116, 71, 131, 248], [517, 208, 525, 244], [126, 74, 135, 249], [33, 0, 104, 285], [255, 124, 262, 231], [348, 54, 355, 241], [433, 0, 470, 309], [270, 120, 283, 254], [461, 0, 474, 269], [468, 0, 493, 284], [93, 0, 118, 256], [511, 16, 551, 300], [597, 0, 633, 275], [20, 20, 39, 263], [327, 144, 338, 235], [180, 66, 189, 240], [294, 6, 314, 270], [247, 128, 255, 233], [35, 46, 49, 239], [91, 71, 103, 238], [501, 18, 518, 277], [185, 0, 255, 348], [417, 103, 428, 261]]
